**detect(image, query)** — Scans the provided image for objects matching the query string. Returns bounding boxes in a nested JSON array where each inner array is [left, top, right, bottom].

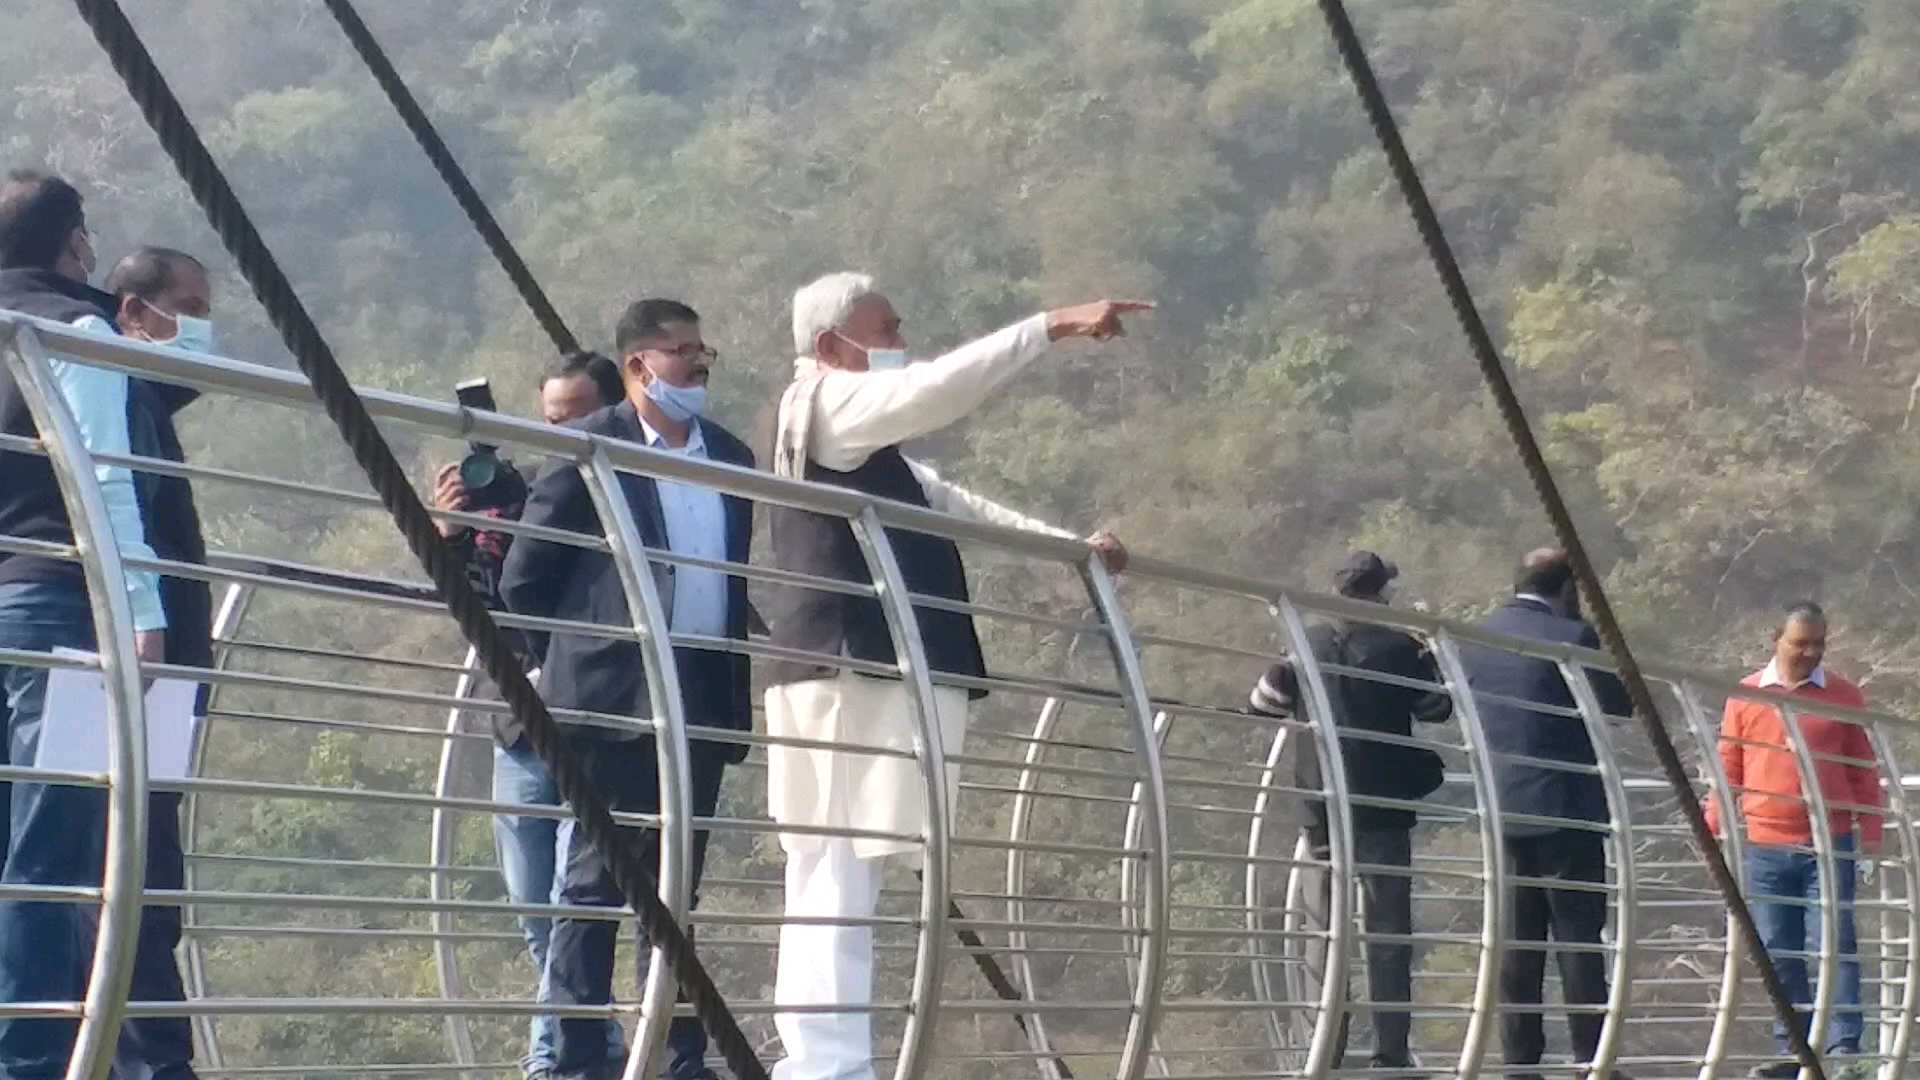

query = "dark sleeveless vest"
[[0, 269, 212, 666], [764, 446, 988, 698]]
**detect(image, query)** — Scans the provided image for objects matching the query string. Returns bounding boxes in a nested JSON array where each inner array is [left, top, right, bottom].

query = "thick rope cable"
[[66, 3, 765, 1078], [1311, 2, 1827, 1075], [317, 0, 578, 356], [318, 0, 1074, 1061]]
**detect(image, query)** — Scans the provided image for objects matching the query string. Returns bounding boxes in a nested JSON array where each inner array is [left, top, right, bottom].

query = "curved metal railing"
[[1, 311, 1912, 1080]]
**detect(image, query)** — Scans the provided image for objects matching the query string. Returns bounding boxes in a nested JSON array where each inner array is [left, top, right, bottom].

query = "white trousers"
[[773, 838, 885, 1080]]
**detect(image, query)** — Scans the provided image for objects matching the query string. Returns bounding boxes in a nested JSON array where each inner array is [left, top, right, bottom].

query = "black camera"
[[454, 378, 528, 512]]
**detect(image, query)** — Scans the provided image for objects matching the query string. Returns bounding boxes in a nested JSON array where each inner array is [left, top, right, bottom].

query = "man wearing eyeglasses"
[[500, 299, 754, 1080]]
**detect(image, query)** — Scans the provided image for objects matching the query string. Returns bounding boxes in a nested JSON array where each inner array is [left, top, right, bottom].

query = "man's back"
[[1464, 598, 1629, 836], [1258, 618, 1452, 833]]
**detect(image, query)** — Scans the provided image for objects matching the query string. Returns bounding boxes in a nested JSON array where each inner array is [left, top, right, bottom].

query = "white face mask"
[[143, 299, 216, 355], [834, 330, 907, 371], [864, 347, 907, 371]]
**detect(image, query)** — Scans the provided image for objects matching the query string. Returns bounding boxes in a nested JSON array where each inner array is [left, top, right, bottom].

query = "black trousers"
[[1308, 826, 1415, 1067], [1501, 829, 1610, 1066], [548, 740, 727, 1079]]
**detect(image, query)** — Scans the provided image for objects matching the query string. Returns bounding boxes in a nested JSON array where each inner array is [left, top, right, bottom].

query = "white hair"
[[792, 271, 876, 357]]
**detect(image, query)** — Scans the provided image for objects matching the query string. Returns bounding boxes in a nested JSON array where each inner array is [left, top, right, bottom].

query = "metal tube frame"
[[1270, 598, 1354, 1079], [1777, 699, 1839, 1076], [845, 506, 951, 1080], [584, 448, 693, 1080], [1004, 696, 1068, 1079], [1858, 720, 1917, 1080], [27, 317, 1920, 1080], [6, 325, 153, 1080], [182, 579, 251, 1071], [1428, 630, 1506, 1080], [1675, 678, 1750, 1080], [1083, 559, 1169, 1080], [1245, 722, 1299, 1069], [429, 645, 485, 1074], [1118, 708, 1172, 1079], [1557, 657, 1636, 1077]]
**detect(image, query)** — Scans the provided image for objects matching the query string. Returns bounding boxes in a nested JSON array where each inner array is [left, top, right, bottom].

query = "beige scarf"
[[773, 356, 828, 481]]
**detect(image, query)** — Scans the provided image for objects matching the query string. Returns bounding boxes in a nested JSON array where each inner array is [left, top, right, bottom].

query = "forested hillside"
[[7, 0, 1920, 1071], [9, 0, 1920, 691]]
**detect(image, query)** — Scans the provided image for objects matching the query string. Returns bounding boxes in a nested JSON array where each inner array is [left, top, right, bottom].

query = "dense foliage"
[[7, 0, 1920, 1072]]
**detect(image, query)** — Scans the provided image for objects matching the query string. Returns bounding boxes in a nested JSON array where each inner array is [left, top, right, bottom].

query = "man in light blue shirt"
[[0, 170, 201, 1080]]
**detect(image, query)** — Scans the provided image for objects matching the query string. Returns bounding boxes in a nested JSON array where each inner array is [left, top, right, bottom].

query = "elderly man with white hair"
[[760, 272, 1145, 1080]]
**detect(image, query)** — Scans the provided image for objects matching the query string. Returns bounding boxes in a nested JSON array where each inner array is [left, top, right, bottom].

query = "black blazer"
[[1459, 597, 1632, 837], [499, 401, 754, 760]]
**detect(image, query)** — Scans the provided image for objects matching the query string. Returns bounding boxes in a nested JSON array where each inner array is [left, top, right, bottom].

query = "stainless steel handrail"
[[6, 311, 1918, 1080]]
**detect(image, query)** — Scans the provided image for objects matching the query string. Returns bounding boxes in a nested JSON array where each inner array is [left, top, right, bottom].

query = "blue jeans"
[[493, 743, 624, 1074], [1748, 834, 1862, 1054], [0, 579, 194, 1080], [547, 740, 724, 1080]]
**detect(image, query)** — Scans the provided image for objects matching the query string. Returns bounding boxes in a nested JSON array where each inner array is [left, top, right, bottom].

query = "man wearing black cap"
[[1248, 551, 1452, 1070]]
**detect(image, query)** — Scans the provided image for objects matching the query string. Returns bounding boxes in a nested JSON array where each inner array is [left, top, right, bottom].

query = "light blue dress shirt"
[[637, 417, 728, 638]]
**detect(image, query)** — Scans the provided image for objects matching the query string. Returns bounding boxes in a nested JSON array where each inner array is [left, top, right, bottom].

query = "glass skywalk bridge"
[[1, 312, 1912, 1080]]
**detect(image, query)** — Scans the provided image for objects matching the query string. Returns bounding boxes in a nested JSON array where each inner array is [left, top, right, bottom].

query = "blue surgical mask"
[[833, 330, 907, 371], [169, 314, 216, 355], [864, 347, 908, 371], [644, 370, 708, 422], [143, 299, 216, 355]]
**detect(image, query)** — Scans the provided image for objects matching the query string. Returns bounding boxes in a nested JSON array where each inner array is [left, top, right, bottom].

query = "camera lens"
[[459, 451, 500, 491]]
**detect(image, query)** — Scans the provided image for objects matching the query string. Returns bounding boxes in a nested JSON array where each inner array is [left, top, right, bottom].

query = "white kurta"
[[764, 312, 1076, 859], [767, 313, 1079, 1080]]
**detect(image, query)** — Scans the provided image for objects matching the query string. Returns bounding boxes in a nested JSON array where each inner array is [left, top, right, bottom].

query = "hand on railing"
[[1087, 530, 1129, 574], [134, 629, 165, 665]]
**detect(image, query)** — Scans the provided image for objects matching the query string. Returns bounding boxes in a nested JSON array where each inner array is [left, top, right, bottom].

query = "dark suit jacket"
[[498, 401, 754, 761], [1459, 597, 1631, 838]]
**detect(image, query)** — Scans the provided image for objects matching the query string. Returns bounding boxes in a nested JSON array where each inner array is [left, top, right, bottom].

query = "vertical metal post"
[[1246, 723, 1301, 1067], [1279, 827, 1320, 1064], [1081, 558, 1168, 1080], [1858, 722, 1916, 1080], [1427, 630, 1506, 1080], [1118, 709, 1172, 1079], [181, 579, 249, 1071], [6, 326, 152, 1080], [1005, 697, 1067, 1079], [429, 645, 483, 1073], [1558, 658, 1636, 1078], [582, 449, 692, 1080], [1675, 679, 1749, 1080], [1777, 700, 1837, 1074], [846, 506, 950, 1080], [1271, 598, 1354, 1079]]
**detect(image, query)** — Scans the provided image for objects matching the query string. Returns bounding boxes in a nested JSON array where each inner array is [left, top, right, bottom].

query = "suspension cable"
[[1310, 2, 1826, 1075], [65, 3, 765, 1078], [315, 0, 578, 357], [317, 0, 1074, 1065]]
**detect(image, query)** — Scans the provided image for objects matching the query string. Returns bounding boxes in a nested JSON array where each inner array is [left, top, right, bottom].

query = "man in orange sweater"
[[1706, 603, 1882, 1077]]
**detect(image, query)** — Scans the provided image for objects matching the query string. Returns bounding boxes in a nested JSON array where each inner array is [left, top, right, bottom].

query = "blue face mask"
[[169, 314, 216, 355], [834, 330, 907, 371], [644, 368, 708, 422], [143, 298, 216, 355], [864, 347, 908, 371]]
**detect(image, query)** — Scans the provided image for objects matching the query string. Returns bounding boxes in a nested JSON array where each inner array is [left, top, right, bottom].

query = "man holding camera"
[[1247, 552, 1452, 1071], [432, 350, 626, 1080], [501, 299, 754, 1080]]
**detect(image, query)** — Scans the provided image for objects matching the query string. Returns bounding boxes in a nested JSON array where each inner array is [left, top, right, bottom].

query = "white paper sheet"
[[32, 657, 200, 781]]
